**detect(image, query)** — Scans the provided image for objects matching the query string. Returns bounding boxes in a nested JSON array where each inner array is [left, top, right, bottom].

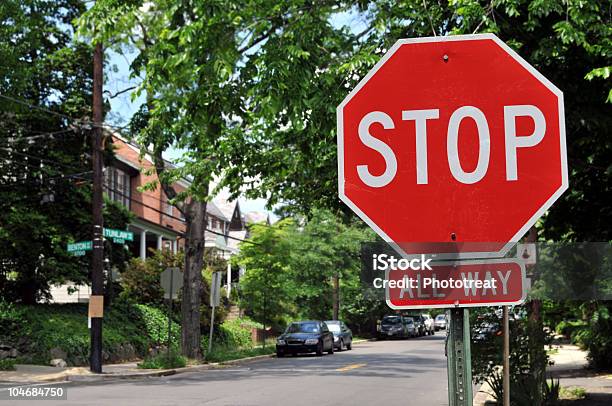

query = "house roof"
[[245, 211, 270, 225], [206, 200, 229, 221]]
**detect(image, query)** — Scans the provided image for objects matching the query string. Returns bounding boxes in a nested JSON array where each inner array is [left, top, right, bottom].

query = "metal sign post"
[[160, 267, 182, 359], [208, 272, 221, 355], [447, 308, 473, 406], [503, 306, 511, 406]]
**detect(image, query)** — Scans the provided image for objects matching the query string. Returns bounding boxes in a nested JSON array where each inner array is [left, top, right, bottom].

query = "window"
[[104, 167, 130, 208], [164, 199, 173, 216]]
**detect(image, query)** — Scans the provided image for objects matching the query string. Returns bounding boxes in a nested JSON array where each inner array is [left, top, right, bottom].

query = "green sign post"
[[67, 241, 93, 256]]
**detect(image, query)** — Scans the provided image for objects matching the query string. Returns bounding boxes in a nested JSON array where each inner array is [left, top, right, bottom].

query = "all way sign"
[[384, 259, 527, 309]]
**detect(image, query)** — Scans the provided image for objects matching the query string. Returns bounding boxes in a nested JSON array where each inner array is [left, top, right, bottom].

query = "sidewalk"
[[0, 338, 373, 384], [474, 345, 612, 405], [548, 344, 612, 406]]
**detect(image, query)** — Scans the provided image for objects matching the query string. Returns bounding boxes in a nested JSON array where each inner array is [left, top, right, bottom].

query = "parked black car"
[[325, 320, 353, 351], [276, 321, 334, 357], [378, 315, 416, 339]]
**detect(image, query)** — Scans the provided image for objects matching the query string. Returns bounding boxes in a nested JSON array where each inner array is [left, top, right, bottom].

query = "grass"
[[0, 359, 16, 371], [559, 387, 587, 401], [138, 351, 187, 369], [205, 345, 275, 363]]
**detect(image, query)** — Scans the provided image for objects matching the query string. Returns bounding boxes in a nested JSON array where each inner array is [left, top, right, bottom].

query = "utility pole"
[[90, 41, 104, 374]]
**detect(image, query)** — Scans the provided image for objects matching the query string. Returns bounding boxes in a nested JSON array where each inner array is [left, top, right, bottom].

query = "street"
[[1, 335, 449, 406]]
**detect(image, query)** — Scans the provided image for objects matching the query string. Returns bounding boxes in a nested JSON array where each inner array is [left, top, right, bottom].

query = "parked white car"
[[421, 314, 435, 335], [434, 313, 448, 330]]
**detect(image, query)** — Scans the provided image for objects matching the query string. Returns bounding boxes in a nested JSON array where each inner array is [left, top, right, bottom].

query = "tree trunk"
[[180, 197, 207, 360]]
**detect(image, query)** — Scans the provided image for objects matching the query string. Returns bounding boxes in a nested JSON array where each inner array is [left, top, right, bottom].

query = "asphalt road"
[[1, 333, 450, 406]]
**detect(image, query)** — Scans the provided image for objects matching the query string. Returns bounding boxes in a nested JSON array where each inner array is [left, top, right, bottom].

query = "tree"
[[0, 0, 132, 303], [233, 219, 298, 330]]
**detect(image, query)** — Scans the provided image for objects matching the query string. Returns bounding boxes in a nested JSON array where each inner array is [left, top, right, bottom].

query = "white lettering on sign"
[[357, 111, 397, 187], [447, 106, 491, 184], [356, 104, 546, 186], [504, 105, 546, 181], [401, 109, 439, 184]]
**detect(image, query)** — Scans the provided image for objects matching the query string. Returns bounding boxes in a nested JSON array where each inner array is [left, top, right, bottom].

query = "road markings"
[[336, 363, 367, 372]]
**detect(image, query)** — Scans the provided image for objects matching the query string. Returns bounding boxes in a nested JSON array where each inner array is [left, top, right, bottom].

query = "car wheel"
[[337, 339, 343, 352], [327, 341, 334, 355], [277, 351, 284, 358], [316, 342, 323, 356], [346, 341, 352, 350]]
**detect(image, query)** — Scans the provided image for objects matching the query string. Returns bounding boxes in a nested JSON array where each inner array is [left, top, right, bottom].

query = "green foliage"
[[204, 345, 275, 363], [0, 359, 16, 371], [138, 349, 186, 369], [133, 304, 181, 347], [2, 302, 183, 366], [559, 386, 586, 401], [234, 209, 377, 333], [0, 300, 28, 345], [0, 0, 135, 304], [120, 250, 183, 305], [575, 304, 612, 369], [218, 318, 254, 349], [555, 320, 588, 337]]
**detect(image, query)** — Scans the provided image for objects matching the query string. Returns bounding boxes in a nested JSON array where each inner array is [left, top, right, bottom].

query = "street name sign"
[[337, 34, 567, 259], [103, 228, 134, 244], [67, 241, 92, 256]]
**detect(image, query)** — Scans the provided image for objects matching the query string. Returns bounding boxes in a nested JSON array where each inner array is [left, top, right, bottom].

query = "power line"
[[0, 93, 129, 132], [103, 184, 258, 245], [0, 147, 86, 173]]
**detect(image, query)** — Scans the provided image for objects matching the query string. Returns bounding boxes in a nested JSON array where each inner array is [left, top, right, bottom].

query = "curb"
[[2, 337, 377, 384]]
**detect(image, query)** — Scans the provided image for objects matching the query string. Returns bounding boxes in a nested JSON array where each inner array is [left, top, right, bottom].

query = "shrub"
[[219, 318, 254, 349], [0, 300, 28, 346], [555, 320, 588, 338], [133, 304, 181, 347], [138, 349, 186, 369], [579, 305, 612, 370], [120, 250, 183, 305], [0, 359, 16, 371]]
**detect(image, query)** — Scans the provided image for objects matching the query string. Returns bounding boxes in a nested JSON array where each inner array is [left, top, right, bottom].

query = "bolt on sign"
[[337, 33, 568, 261]]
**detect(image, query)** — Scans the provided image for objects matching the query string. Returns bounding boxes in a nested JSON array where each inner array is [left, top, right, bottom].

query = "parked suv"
[[378, 315, 416, 339]]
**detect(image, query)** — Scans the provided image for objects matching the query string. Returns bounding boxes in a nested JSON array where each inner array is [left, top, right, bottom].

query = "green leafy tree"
[[233, 219, 298, 330], [0, 0, 132, 303]]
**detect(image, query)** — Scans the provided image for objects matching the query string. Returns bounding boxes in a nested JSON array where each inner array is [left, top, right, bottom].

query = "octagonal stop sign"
[[337, 34, 567, 258]]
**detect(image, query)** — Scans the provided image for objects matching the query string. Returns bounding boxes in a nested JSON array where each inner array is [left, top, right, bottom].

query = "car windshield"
[[436, 315, 446, 321], [286, 322, 319, 333], [382, 316, 402, 325], [325, 323, 341, 333], [405, 319, 414, 325]]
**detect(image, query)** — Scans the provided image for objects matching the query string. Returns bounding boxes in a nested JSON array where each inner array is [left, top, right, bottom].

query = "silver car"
[[434, 313, 447, 330]]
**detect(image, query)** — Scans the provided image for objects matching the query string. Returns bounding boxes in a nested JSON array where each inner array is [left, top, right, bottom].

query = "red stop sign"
[[337, 34, 567, 258]]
